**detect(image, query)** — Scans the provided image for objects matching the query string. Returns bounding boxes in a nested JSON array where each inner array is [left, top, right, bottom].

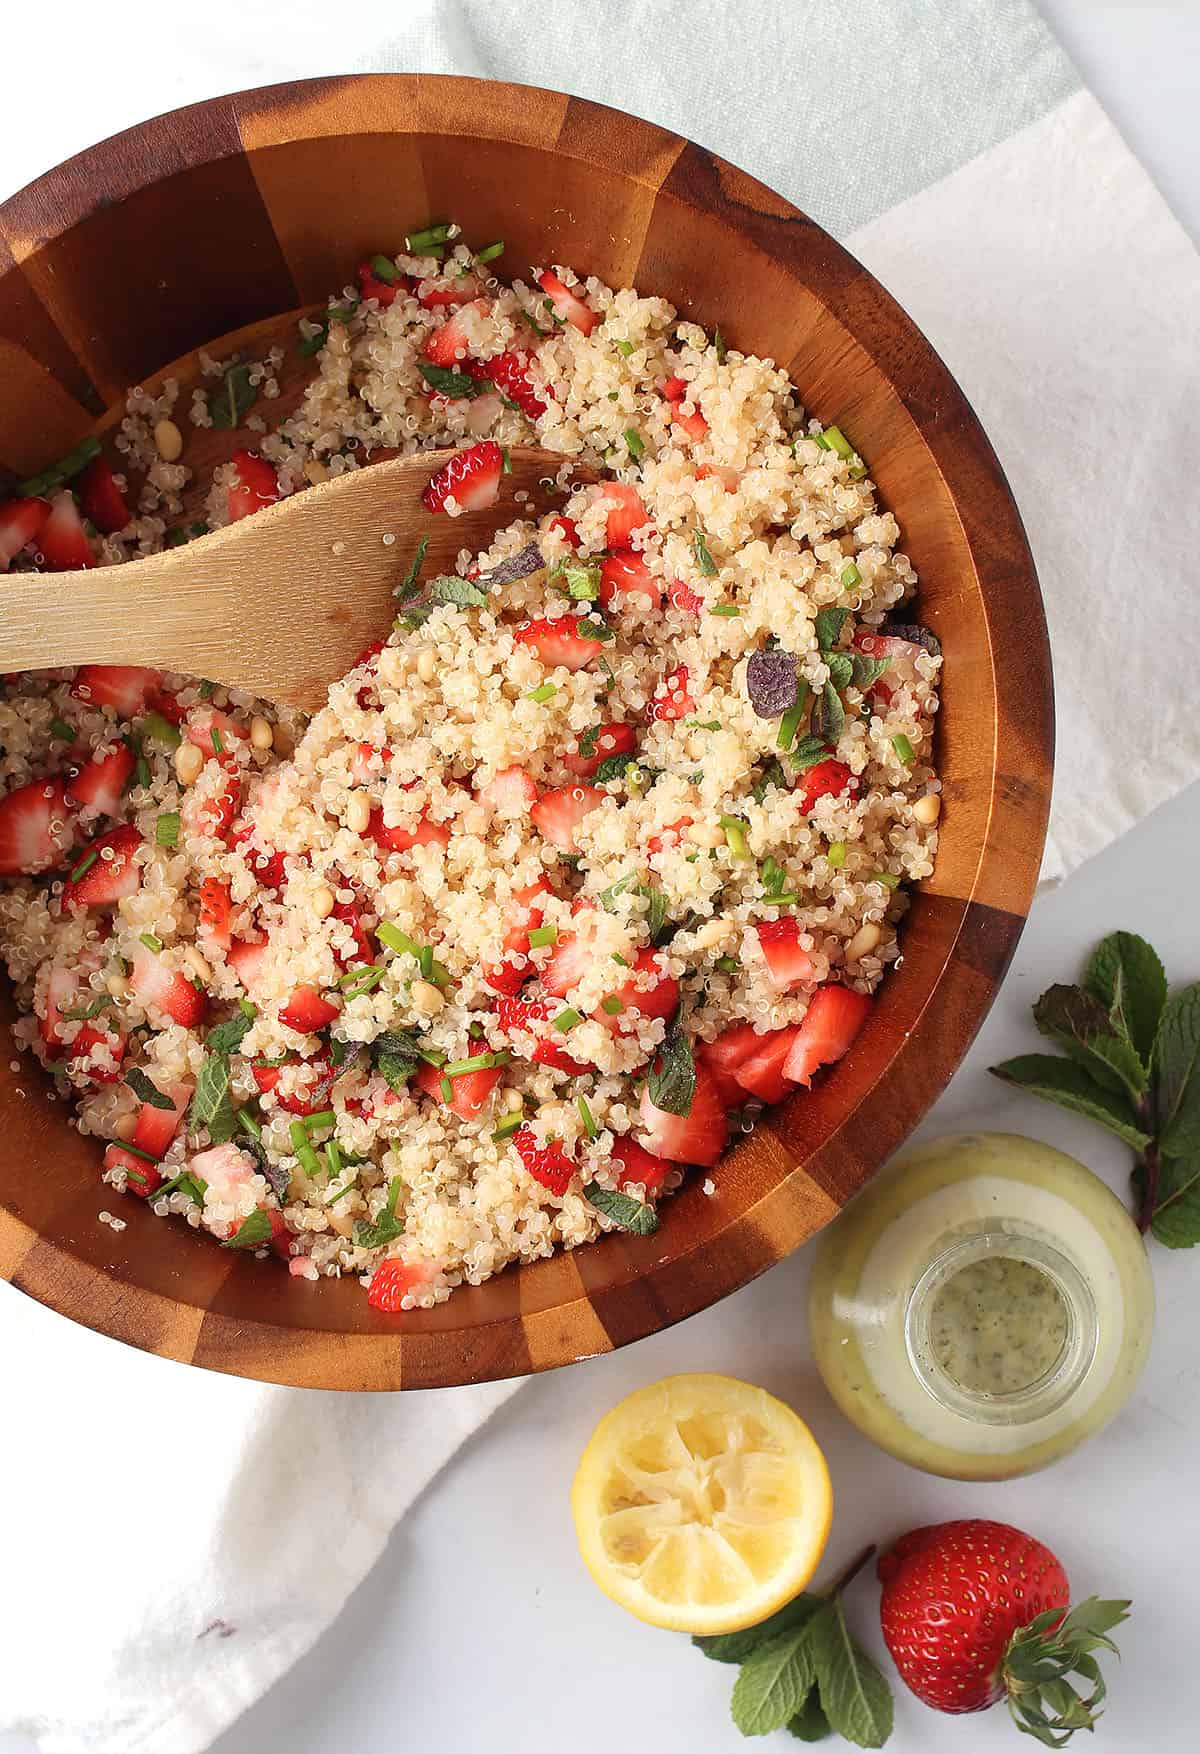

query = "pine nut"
[[694, 918, 731, 951], [311, 884, 335, 920], [410, 979, 444, 1016], [913, 792, 941, 826], [504, 1089, 524, 1113], [115, 1111, 138, 1141], [184, 945, 213, 985], [153, 418, 183, 462], [416, 649, 437, 684], [304, 458, 330, 486], [249, 715, 274, 751], [844, 922, 882, 963], [345, 791, 371, 834], [272, 722, 296, 758], [106, 973, 130, 999], [688, 820, 725, 849], [173, 741, 203, 786]]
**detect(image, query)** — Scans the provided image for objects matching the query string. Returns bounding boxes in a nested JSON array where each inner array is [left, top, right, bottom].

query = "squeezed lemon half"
[[571, 1372, 833, 1634]]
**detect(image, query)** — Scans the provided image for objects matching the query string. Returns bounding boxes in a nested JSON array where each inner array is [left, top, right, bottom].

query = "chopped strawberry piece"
[[65, 1022, 126, 1086], [131, 1079, 192, 1158], [414, 1058, 503, 1122], [483, 879, 553, 994], [648, 664, 695, 722], [367, 1257, 434, 1311], [647, 817, 693, 854], [612, 1136, 670, 1197], [782, 985, 872, 1088], [547, 515, 580, 549], [662, 375, 709, 442], [0, 777, 74, 875], [419, 272, 485, 309], [537, 269, 597, 336], [494, 990, 590, 1074], [478, 766, 538, 815], [230, 825, 288, 892], [421, 440, 504, 514], [194, 773, 241, 844], [599, 550, 663, 610], [72, 665, 163, 717], [279, 985, 341, 1034], [65, 741, 135, 818], [61, 823, 142, 909], [227, 939, 269, 989], [357, 258, 406, 307], [512, 1122, 576, 1193], [756, 919, 816, 991], [472, 350, 546, 419], [367, 805, 451, 854], [330, 898, 375, 969], [265, 1207, 294, 1261], [597, 481, 649, 548], [37, 489, 95, 570], [39, 963, 81, 1052], [638, 1060, 727, 1166], [530, 783, 603, 852], [733, 1026, 802, 1104], [197, 878, 233, 950], [565, 721, 638, 779], [668, 578, 704, 612], [697, 1022, 763, 1107], [227, 450, 279, 522], [186, 709, 244, 762], [148, 687, 186, 724], [0, 496, 50, 569], [129, 944, 206, 1027], [77, 457, 130, 534], [349, 741, 394, 785], [695, 463, 741, 491], [540, 929, 593, 998], [252, 1053, 336, 1115], [593, 948, 680, 1036], [480, 958, 528, 997], [422, 299, 490, 367], [105, 1143, 163, 1199], [795, 759, 855, 812], [851, 625, 926, 694], [515, 616, 605, 671]]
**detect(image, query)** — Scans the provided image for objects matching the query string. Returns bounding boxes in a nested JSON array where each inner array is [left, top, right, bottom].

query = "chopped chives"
[[69, 848, 98, 882], [418, 943, 434, 981], [326, 1140, 342, 1178], [123, 1165, 148, 1184], [601, 996, 624, 1015], [142, 710, 182, 748], [827, 840, 847, 869], [135, 755, 151, 789], [439, 1075, 454, 1102], [289, 1119, 322, 1179], [237, 1108, 263, 1142], [527, 924, 557, 949], [303, 1110, 336, 1135], [492, 1110, 524, 1142], [139, 932, 163, 953], [614, 339, 634, 358], [761, 893, 799, 906], [713, 326, 727, 363], [892, 733, 916, 766], [822, 425, 859, 465], [406, 223, 453, 252], [417, 1044, 447, 1069], [841, 562, 862, 588], [500, 446, 512, 475], [328, 1175, 360, 1205], [809, 431, 831, 451], [369, 253, 399, 283], [525, 683, 558, 704], [49, 717, 74, 741], [715, 955, 740, 972], [443, 1050, 510, 1076], [430, 959, 452, 988], [611, 953, 629, 967], [578, 1096, 598, 1140], [777, 704, 805, 750], [553, 1008, 583, 1033], [119, 1141, 158, 1164], [624, 428, 645, 461], [16, 434, 101, 498], [155, 813, 180, 848], [339, 962, 382, 989], [709, 604, 740, 617], [685, 719, 722, 731], [378, 922, 421, 958], [238, 999, 257, 1019], [872, 870, 902, 889], [719, 816, 752, 860], [210, 727, 223, 755], [474, 240, 505, 265]]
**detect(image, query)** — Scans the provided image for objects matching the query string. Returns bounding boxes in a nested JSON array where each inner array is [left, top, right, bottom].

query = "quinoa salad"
[[0, 223, 942, 1311]]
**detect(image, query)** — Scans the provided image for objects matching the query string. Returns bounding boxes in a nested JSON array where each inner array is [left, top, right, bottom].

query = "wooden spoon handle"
[[0, 560, 191, 671]]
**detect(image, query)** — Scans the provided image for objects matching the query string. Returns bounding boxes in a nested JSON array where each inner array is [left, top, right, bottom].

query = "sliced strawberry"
[[104, 1143, 163, 1199], [197, 878, 233, 950], [530, 783, 603, 852], [65, 741, 135, 817], [648, 664, 695, 722], [65, 1022, 126, 1086], [0, 497, 50, 569], [668, 578, 704, 612], [185, 709, 244, 762], [77, 457, 130, 534], [422, 299, 489, 367], [367, 805, 451, 855], [131, 1079, 193, 1158], [419, 271, 484, 309], [414, 1058, 503, 1122], [195, 773, 241, 844], [230, 825, 289, 892], [71, 665, 162, 717], [266, 1206, 294, 1262], [599, 550, 663, 610], [782, 985, 872, 1088], [546, 514, 580, 549], [697, 1022, 762, 1107], [565, 721, 638, 779], [39, 963, 80, 1052], [38, 489, 95, 570], [357, 258, 406, 307], [227, 938, 269, 989], [227, 450, 279, 522], [494, 990, 590, 1074], [421, 440, 503, 514], [539, 929, 594, 999], [478, 766, 538, 815], [537, 269, 597, 336], [638, 1060, 727, 1166], [482, 879, 553, 994], [471, 350, 547, 419], [61, 823, 142, 909], [795, 758, 855, 812], [279, 985, 341, 1034], [252, 1052, 336, 1116], [851, 625, 927, 694], [612, 1136, 670, 1197], [129, 944, 206, 1027], [512, 1122, 576, 1193], [733, 1026, 802, 1104], [593, 948, 680, 1036], [148, 686, 186, 725], [662, 374, 709, 441], [647, 817, 693, 855], [756, 919, 816, 992], [367, 1257, 435, 1311], [0, 777, 74, 876], [515, 616, 605, 671], [597, 482, 648, 548], [350, 741, 393, 785], [330, 898, 375, 969]]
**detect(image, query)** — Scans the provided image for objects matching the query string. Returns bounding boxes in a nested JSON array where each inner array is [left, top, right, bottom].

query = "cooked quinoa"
[[0, 229, 941, 1310]]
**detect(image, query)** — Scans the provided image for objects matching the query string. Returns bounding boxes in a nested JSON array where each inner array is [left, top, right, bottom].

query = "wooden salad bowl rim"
[[0, 74, 1053, 1390]]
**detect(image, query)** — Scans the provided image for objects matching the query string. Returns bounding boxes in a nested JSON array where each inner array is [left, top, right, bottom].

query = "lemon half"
[[571, 1373, 833, 1635]]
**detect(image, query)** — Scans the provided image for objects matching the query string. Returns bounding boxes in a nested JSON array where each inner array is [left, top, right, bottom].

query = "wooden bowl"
[[0, 75, 1053, 1390]]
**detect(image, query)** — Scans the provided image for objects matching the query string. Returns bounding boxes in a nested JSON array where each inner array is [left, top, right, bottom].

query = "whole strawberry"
[[878, 1520, 1129, 1745]]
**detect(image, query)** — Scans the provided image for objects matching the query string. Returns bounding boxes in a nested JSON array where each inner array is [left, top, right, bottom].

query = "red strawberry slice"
[[148, 686, 186, 724], [61, 823, 143, 909], [279, 985, 341, 1034], [39, 963, 80, 1052], [756, 919, 816, 991], [638, 1060, 727, 1166], [0, 497, 50, 569], [227, 450, 279, 523], [130, 944, 206, 1027], [185, 709, 244, 762], [131, 1079, 193, 1158], [227, 938, 269, 989], [647, 817, 693, 854], [851, 625, 926, 693], [350, 741, 394, 785], [597, 482, 649, 547], [733, 1026, 802, 1104], [66, 741, 135, 817], [230, 825, 289, 892], [537, 270, 597, 336], [367, 1257, 435, 1311], [77, 457, 130, 534], [515, 617, 605, 671], [482, 879, 553, 994], [0, 777, 74, 875], [478, 766, 538, 815], [72, 665, 162, 716], [795, 758, 855, 812], [422, 299, 489, 367], [547, 514, 580, 549], [565, 721, 638, 778], [599, 550, 663, 610], [197, 878, 233, 950], [252, 1053, 336, 1115], [648, 664, 695, 722], [593, 948, 680, 1036], [367, 805, 451, 855], [357, 258, 406, 306], [419, 272, 485, 309], [512, 1122, 576, 1193], [494, 991, 590, 1074], [668, 578, 704, 612], [475, 349, 546, 419], [413, 1058, 503, 1122], [264, 1206, 294, 1262], [612, 1136, 670, 1197], [195, 773, 241, 844], [697, 1023, 762, 1107], [421, 440, 504, 514], [38, 489, 95, 570], [530, 783, 603, 852], [695, 462, 741, 491], [65, 1022, 126, 1086], [104, 1144, 163, 1199], [662, 375, 709, 442], [540, 929, 594, 999], [330, 897, 375, 968], [782, 985, 872, 1087]]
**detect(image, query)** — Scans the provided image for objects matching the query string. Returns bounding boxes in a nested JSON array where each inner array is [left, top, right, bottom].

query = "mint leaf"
[[850, 654, 890, 691], [189, 1053, 237, 1145], [428, 574, 492, 610], [812, 683, 845, 745], [989, 1054, 1152, 1151], [694, 1596, 822, 1664], [637, 883, 668, 944], [752, 758, 790, 803], [222, 1209, 272, 1250], [353, 1176, 404, 1249], [1032, 984, 1148, 1103], [207, 362, 257, 429], [417, 361, 485, 398], [787, 1693, 832, 1741], [594, 752, 637, 784], [371, 1029, 423, 1093], [583, 1181, 658, 1235], [730, 1627, 817, 1737], [790, 735, 830, 775], [807, 1598, 893, 1749], [206, 1011, 255, 1056], [1085, 931, 1167, 1062], [825, 653, 854, 693], [646, 1020, 695, 1117], [1145, 1153, 1200, 1248], [395, 534, 429, 604], [125, 1066, 174, 1110], [1153, 984, 1200, 1159], [814, 608, 848, 651]]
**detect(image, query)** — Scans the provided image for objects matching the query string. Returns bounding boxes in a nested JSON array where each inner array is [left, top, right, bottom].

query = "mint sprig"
[[991, 929, 1200, 1243]]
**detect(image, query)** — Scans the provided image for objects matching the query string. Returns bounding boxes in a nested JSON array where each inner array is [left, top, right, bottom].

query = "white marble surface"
[[1, 3, 1197, 1751]]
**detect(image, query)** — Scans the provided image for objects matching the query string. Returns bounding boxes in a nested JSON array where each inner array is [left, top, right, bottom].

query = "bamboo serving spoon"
[[0, 447, 576, 713]]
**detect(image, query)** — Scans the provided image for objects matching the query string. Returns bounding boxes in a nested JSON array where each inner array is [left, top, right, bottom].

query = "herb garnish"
[[126, 1067, 174, 1110], [418, 361, 486, 398], [647, 1015, 696, 1117], [353, 1176, 404, 1249], [584, 1182, 658, 1235], [222, 1210, 273, 1251], [693, 529, 718, 577], [206, 362, 257, 430]]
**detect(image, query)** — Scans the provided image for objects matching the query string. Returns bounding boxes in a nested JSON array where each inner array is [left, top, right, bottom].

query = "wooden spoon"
[[0, 447, 576, 712]]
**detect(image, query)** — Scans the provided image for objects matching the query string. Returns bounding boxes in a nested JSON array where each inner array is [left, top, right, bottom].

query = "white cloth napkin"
[[1, 4, 1197, 1752]]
